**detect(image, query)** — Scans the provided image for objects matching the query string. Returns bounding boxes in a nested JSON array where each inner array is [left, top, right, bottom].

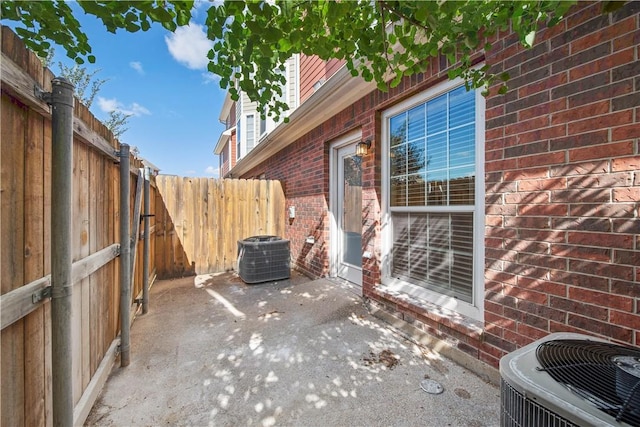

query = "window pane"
[[451, 213, 474, 253], [407, 139, 426, 174], [390, 115, 406, 147], [390, 212, 473, 302], [246, 114, 255, 151], [390, 177, 406, 207], [449, 86, 475, 128], [427, 94, 447, 135], [426, 170, 448, 206], [390, 144, 407, 177], [407, 173, 426, 206], [391, 213, 409, 277], [427, 132, 447, 171], [427, 249, 451, 286], [449, 173, 475, 205], [451, 254, 473, 303], [449, 124, 475, 168], [407, 104, 425, 142], [428, 213, 450, 250], [409, 214, 428, 277]]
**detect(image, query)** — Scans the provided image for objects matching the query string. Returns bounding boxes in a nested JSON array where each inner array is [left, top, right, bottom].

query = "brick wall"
[[221, 143, 229, 177], [220, 132, 237, 177], [482, 1, 640, 367], [241, 1, 639, 369], [243, 55, 457, 277]]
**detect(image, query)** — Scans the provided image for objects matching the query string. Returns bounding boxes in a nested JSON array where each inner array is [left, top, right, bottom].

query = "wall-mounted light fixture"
[[355, 139, 371, 157]]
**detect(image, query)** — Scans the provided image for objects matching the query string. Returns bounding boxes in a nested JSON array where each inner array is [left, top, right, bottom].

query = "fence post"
[[48, 77, 75, 427], [142, 167, 151, 314], [118, 144, 131, 367]]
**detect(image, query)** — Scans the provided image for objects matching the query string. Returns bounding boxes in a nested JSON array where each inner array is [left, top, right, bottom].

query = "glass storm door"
[[337, 145, 362, 285]]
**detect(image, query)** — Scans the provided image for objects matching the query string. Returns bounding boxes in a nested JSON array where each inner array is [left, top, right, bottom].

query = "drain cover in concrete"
[[420, 379, 444, 394]]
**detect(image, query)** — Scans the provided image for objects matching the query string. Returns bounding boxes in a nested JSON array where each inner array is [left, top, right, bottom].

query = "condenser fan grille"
[[536, 339, 640, 425]]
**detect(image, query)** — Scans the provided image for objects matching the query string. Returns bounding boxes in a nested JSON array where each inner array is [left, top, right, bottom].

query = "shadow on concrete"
[[86, 271, 499, 426]]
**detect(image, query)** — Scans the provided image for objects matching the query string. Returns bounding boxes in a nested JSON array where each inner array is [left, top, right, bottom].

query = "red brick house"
[[215, 1, 640, 372]]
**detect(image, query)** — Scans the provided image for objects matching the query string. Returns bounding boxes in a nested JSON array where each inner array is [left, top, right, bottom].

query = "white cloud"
[[130, 61, 144, 75], [202, 72, 220, 85], [205, 166, 219, 177], [97, 97, 151, 117], [192, 0, 221, 16], [183, 170, 197, 176], [97, 97, 118, 112], [165, 22, 213, 70]]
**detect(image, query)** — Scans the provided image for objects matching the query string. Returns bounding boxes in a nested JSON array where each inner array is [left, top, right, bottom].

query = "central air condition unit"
[[237, 235, 290, 284], [500, 332, 640, 427]]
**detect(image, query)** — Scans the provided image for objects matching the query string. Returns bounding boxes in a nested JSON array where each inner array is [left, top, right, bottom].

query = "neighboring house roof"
[[213, 126, 235, 155], [229, 64, 377, 177]]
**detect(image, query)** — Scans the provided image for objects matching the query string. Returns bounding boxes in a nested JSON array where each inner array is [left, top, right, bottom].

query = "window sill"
[[373, 283, 484, 341]]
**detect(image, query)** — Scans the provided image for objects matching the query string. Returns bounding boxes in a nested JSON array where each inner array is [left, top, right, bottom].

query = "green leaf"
[[602, 1, 626, 13], [390, 72, 403, 88]]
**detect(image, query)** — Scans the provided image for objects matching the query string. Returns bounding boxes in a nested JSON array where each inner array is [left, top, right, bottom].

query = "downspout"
[[142, 166, 150, 314], [118, 144, 131, 367], [48, 77, 75, 427]]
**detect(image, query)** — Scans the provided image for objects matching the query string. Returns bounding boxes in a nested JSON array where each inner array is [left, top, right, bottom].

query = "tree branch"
[[377, 1, 393, 71], [377, 0, 432, 33]]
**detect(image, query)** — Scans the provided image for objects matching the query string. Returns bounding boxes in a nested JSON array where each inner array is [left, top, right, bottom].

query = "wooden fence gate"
[[1, 25, 286, 427], [154, 176, 286, 277], [1, 26, 156, 426]]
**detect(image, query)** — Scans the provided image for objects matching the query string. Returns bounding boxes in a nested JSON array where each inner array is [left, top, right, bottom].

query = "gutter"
[[228, 65, 377, 177]]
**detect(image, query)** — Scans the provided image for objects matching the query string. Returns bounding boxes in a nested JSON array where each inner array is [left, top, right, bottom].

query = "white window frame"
[[246, 114, 255, 153], [259, 113, 267, 138], [236, 98, 242, 160], [293, 53, 300, 109], [380, 76, 485, 321]]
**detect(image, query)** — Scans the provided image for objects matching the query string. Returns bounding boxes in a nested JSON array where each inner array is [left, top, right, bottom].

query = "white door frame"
[[329, 129, 363, 285]]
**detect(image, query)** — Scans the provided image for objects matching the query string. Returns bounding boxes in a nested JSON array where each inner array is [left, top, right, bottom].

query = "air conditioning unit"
[[237, 235, 290, 284], [500, 332, 640, 427]]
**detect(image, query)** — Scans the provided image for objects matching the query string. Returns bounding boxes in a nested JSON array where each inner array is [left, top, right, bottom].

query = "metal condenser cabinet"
[[237, 235, 290, 283]]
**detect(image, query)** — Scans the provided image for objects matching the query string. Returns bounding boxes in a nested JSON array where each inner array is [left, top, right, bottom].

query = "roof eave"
[[218, 91, 234, 122], [230, 66, 376, 177], [213, 126, 235, 155]]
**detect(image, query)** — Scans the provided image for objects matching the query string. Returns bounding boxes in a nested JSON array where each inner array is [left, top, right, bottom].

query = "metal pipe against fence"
[[129, 171, 143, 293], [118, 144, 131, 367], [49, 77, 75, 427], [142, 167, 151, 314]]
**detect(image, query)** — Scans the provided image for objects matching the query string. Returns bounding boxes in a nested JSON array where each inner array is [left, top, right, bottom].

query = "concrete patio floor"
[[86, 271, 500, 426]]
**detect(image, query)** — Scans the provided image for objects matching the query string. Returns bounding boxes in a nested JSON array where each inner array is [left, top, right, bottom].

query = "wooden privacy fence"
[[1, 24, 285, 427], [1, 26, 156, 426], [155, 176, 286, 277]]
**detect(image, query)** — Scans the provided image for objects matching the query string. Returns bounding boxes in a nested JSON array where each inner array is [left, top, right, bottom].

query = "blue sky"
[[51, 3, 225, 177]]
